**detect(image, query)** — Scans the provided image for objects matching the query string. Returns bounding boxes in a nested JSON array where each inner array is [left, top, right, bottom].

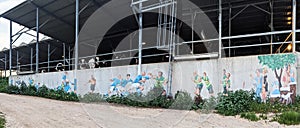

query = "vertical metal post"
[[4, 54, 7, 77], [138, 2, 143, 74], [168, 0, 177, 96], [270, 0, 274, 54], [219, 0, 222, 58], [75, 0, 79, 72], [229, 3, 232, 57], [9, 21, 12, 76], [292, 0, 296, 52], [30, 48, 33, 71], [48, 44, 50, 72], [17, 51, 19, 72], [177, 0, 182, 56], [63, 43, 66, 66], [130, 33, 132, 57], [191, 11, 194, 54], [69, 46, 71, 70], [36, 8, 39, 73], [75, 0, 79, 88]]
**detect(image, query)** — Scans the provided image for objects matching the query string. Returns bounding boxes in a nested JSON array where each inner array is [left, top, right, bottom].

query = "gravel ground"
[[0, 93, 299, 128]]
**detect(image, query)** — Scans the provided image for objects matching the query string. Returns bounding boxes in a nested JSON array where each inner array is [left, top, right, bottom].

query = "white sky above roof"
[[0, 0, 48, 51]]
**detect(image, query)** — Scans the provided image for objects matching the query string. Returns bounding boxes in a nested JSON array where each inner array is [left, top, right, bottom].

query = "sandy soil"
[[0, 93, 299, 128]]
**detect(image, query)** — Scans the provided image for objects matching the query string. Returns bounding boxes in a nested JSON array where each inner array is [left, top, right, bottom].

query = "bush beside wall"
[[80, 87, 193, 110], [3, 77, 300, 125], [0, 112, 5, 128], [0, 78, 79, 102], [216, 90, 255, 116]]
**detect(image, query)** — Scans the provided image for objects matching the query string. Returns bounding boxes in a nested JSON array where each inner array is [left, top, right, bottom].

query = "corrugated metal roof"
[[1, 0, 109, 44]]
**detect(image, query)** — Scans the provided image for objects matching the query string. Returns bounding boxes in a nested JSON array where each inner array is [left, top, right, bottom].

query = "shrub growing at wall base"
[[275, 111, 300, 125], [80, 88, 194, 110], [0, 82, 79, 102], [37, 85, 49, 97], [105, 87, 176, 109], [6, 85, 20, 94], [0, 112, 5, 128], [216, 90, 255, 116], [169, 91, 194, 110], [78, 93, 107, 103], [240, 112, 260, 121], [0, 78, 8, 93], [19, 84, 37, 96], [1, 79, 193, 110], [201, 96, 218, 113]]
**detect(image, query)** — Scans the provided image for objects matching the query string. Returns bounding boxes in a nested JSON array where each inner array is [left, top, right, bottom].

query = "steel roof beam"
[[28, 1, 74, 28], [79, 1, 92, 14], [11, 0, 57, 23], [92, 0, 101, 7]]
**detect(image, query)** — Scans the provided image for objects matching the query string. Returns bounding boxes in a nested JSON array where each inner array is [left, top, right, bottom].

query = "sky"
[[0, 0, 47, 51]]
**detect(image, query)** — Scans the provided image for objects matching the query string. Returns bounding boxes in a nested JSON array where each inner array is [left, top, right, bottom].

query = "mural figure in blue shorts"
[[131, 71, 150, 93], [108, 75, 122, 95], [202, 72, 214, 97], [61, 72, 69, 88], [35, 83, 40, 90], [222, 73, 231, 96], [64, 80, 71, 92], [119, 74, 133, 96], [121, 74, 133, 87], [192, 71, 203, 97], [28, 77, 34, 86]]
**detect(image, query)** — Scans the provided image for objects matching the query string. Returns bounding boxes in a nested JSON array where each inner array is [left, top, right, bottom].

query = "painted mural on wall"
[[192, 71, 215, 97], [9, 53, 298, 104], [171, 53, 298, 101], [257, 54, 297, 104]]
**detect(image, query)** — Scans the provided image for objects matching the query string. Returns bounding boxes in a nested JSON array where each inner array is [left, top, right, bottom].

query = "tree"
[[258, 54, 296, 88]]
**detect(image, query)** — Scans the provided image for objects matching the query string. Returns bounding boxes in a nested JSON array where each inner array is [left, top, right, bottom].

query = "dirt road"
[[0, 93, 297, 128]]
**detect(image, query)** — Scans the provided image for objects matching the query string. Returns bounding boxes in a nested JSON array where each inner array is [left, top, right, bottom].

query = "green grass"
[[240, 112, 260, 121], [0, 112, 5, 128], [275, 111, 300, 125]]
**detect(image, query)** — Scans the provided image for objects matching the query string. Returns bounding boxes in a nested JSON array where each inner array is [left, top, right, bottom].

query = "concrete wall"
[[10, 53, 298, 99], [171, 55, 287, 99]]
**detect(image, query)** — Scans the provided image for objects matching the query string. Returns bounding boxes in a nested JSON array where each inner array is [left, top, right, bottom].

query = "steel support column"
[[69, 46, 71, 70], [30, 48, 33, 71], [17, 51, 19, 72], [130, 33, 133, 57], [138, 2, 143, 74], [74, 0, 79, 88], [75, 0, 79, 71], [270, 0, 274, 54], [63, 43, 66, 66], [9, 21, 12, 76], [219, 0, 222, 58], [4, 54, 7, 77], [36, 8, 39, 73], [191, 11, 195, 54], [229, 3, 232, 57], [48, 44, 50, 72], [292, 0, 296, 52]]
